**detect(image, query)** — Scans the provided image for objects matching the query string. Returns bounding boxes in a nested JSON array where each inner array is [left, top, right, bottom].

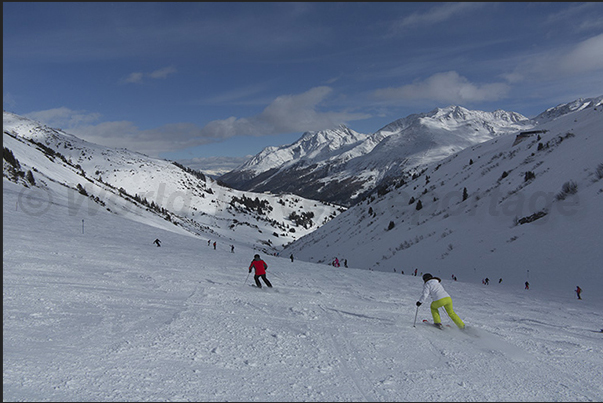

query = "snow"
[[2, 110, 344, 253], [284, 101, 603, 301], [4, 179, 603, 402]]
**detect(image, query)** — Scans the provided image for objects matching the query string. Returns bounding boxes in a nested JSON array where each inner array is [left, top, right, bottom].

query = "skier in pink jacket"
[[416, 273, 465, 329]]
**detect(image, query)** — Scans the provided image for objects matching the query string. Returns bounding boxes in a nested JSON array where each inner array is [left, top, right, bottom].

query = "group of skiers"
[[330, 257, 348, 268], [245, 253, 467, 330], [151, 239, 584, 325], [205, 240, 235, 253]]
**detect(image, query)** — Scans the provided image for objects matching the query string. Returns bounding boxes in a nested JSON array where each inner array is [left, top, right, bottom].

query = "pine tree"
[[25, 170, 35, 186], [4, 147, 19, 168]]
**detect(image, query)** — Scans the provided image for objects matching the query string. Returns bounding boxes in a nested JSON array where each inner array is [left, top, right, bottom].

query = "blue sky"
[[3, 2, 603, 172]]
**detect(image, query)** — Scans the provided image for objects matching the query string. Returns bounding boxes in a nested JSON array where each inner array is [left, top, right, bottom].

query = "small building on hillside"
[[512, 129, 548, 146]]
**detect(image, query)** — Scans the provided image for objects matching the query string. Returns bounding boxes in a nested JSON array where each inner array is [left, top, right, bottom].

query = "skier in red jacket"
[[249, 254, 272, 288]]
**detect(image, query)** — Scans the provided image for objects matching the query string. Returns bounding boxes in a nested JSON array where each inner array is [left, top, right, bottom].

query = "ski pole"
[[413, 305, 419, 327], [244, 271, 250, 285]]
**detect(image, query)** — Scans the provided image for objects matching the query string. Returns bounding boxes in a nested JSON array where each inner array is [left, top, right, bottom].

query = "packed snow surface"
[[3, 180, 602, 402]]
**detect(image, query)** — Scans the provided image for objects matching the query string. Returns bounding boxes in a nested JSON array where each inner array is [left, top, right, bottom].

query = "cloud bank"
[[502, 33, 603, 83], [372, 71, 510, 104], [23, 87, 370, 157], [199, 86, 370, 138]]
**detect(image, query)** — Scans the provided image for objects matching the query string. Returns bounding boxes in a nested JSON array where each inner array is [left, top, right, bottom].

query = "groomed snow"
[[4, 180, 602, 402]]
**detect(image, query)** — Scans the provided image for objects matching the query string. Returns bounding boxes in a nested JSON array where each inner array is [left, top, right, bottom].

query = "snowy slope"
[[284, 100, 603, 299], [220, 106, 533, 206], [3, 111, 344, 253], [3, 179, 603, 402]]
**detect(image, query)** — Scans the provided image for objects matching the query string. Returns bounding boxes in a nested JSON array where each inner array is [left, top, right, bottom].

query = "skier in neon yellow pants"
[[416, 273, 465, 329], [430, 296, 464, 329]]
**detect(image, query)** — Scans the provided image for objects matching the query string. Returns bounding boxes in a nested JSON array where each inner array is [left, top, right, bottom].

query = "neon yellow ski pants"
[[431, 296, 465, 329]]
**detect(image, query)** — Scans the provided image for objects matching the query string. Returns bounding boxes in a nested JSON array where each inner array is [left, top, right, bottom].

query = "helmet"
[[254, 254, 260, 259], [422, 273, 433, 282]]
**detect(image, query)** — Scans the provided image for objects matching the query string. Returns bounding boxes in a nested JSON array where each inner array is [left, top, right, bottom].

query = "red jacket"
[[249, 259, 267, 275]]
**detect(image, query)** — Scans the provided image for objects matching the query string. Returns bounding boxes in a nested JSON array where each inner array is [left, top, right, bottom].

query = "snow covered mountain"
[[3, 111, 344, 253], [219, 124, 371, 204], [219, 106, 534, 206], [532, 96, 603, 124], [283, 97, 603, 296]]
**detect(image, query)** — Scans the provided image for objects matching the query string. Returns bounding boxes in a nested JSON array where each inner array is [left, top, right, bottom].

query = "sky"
[[4, 2, 603, 173], [4, 179, 603, 401]]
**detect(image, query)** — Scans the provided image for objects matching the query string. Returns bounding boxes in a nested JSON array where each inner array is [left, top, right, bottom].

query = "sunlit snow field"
[[3, 181, 602, 402]]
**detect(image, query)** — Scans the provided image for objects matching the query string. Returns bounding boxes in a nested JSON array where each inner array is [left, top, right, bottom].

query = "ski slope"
[[3, 180, 602, 402]]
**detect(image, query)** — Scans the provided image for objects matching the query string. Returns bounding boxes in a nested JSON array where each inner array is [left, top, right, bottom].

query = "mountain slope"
[[3, 111, 344, 252], [4, 176, 603, 401], [219, 106, 533, 206], [283, 98, 603, 296]]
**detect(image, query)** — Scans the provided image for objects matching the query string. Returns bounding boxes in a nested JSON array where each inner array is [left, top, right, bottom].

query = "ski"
[[422, 319, 450, 329], [248, 284, 276, 291]]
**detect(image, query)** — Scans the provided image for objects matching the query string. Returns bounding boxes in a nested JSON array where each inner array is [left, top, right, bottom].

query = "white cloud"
[[372, 71, 510, 104], [24, 107, 101, 128], [390, 3, 486, 33], [148, 66, 177, 79], [557, 33, 603, 75], [122, 66, 177, 84], [21, 107, 198, 157], [177, 156, 251, 177], [22, 87, 371, 157], [124, 72, 144, 84], [502, 33, 603, 83], [199, 86, 371, 138], [74, 121, 207, 157], [544, 3, 603, 33]]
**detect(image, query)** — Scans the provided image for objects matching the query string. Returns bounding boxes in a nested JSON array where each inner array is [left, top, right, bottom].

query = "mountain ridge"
[[3, 111, 344, 253], [219, 104, 538, 206]]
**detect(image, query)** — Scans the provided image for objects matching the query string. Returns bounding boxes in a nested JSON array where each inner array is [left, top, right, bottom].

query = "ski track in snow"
[[3, 180, 603, 402]]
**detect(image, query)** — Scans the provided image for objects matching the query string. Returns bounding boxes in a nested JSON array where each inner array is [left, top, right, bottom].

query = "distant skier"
[[499, 278, 503, 284], [153, 238, 161, 247], [213, 241, 216, 250], [575, 286, 582, 300], [248, 254, 272, 289], [290, 254, 294, 262], [525, 281, 530, 290], [231, 244, 235, 253], [416, 273, 465, 329], [344, 259, 348, 268], [414, 268, 418, 276], [485, 277, 490, 285], [208, 240, 211, 247]]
